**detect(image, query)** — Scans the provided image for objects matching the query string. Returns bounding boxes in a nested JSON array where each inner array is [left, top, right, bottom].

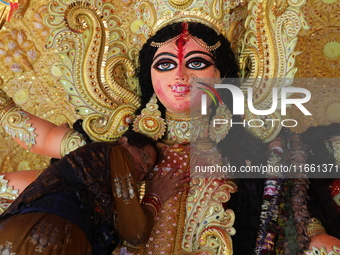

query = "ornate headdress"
[[43, 0, 307, 142]]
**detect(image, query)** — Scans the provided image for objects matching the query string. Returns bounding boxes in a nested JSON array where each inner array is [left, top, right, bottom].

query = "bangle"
[[143, 193, 162, 206], [142, 197, 160, 212], [60, 129, 87, 157], [148, 192, 162, 205], [141, 193, 162, 214], [142, 201, 158, 215]]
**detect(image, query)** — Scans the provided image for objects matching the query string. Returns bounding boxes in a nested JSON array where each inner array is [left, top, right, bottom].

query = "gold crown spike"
[[135, 0, 243, 41], [44, 0, 141, 141], [235, 0, 308, 142]]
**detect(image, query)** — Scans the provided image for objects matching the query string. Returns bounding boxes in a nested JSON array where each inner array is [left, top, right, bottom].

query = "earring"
[[209, 104, 232, 143], [132, 94, 166, 140]]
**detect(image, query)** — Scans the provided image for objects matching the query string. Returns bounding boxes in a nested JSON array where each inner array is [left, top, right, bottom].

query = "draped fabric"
[[0, 142, 152, 254]]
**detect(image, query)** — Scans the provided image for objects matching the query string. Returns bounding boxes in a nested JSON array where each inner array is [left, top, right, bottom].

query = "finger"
[[174, 177, 190, 189], [173, 185, 190, 194], [152, 169, 162, 180], [167, 166, 180, 177], [173, 172, 190, 182], [177, 186, 190, 192]]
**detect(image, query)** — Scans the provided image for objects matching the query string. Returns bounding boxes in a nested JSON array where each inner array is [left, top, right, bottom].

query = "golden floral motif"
[[323, 41, 340, 59], [308, 0, 340, 28], [0, 29, 40, 73], [294, 2, 340, 78], [305, 28, 340, 78], [31, 5, 50, 38], [165, 111, 210, 144]]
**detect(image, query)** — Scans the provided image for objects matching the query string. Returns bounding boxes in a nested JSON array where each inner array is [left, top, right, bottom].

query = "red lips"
[[169, 83, 191, 96]]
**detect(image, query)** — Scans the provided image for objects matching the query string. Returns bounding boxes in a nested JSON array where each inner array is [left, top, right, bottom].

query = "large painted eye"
[[188, 61, 206, 69], [187, 57, 213, 70], [153, 60, 177, 71]]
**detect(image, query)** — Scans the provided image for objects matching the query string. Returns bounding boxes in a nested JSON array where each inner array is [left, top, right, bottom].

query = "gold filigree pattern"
[[165, 111, 209, 144], [185, 177, 236, 253], [0, 175, 18, 214], [233, 0, 308, 141], [135, 0, 240, 40], [0, 29, 41, 74], [238, 0, 308, 107], [288, 0, 340, 132], [209, 104, 232, 143], [304, 246, 340, 255], [0, 89, 15, 121], [1, 108, 37, 149], [44, 0, 141, 142], [59, 129, 86, 157], [133, 94, 166, 140]]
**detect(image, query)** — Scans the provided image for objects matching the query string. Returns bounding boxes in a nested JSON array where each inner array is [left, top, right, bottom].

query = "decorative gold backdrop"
[[0, 0, 339, 172], [287, 0, 340, 132]]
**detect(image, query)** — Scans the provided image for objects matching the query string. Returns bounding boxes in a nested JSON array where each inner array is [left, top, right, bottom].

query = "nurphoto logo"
[[200, 83, 312, 128]]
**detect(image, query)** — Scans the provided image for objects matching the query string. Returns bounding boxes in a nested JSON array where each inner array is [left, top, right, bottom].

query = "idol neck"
[[164, 110, 211, 144]]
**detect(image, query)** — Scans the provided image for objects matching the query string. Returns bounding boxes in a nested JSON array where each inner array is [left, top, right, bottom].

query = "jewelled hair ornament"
[[150, 22, 221, 51]]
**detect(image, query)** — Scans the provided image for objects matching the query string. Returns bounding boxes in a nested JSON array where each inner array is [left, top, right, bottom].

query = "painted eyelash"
[[186, 58, 213, 69], [153, 59, 177, 68]]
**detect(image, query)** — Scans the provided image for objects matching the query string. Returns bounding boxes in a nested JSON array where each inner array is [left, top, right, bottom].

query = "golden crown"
[[135, 0, 244, 42]]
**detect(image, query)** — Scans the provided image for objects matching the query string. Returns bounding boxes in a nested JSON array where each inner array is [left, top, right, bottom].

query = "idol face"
[[151, 36, 220, 113]]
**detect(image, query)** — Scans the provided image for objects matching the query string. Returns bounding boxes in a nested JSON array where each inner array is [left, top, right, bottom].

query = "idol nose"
[[175, 67, 189, 82]]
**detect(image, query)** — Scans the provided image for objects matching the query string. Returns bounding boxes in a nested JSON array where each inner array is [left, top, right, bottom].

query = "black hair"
[[136, 22, 240, 116], [300, 123, 340, 239], [136, 21, 268, 254], [122, 129, 161, 165]]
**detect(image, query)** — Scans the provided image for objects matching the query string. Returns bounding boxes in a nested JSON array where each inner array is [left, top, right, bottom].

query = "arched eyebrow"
[[153, 52, 177, 62], [153, 51, 213, 62], [184, 51, 213, 59]]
